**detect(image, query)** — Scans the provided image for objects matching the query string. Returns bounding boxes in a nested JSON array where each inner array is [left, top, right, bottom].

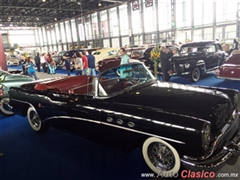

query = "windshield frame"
[[94, 61, 156, 99]]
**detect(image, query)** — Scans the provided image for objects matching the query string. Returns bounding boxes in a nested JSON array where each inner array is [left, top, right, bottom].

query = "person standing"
[[63, 55, 71, 76], [81, 51, 88, 75], [34, 53, 41, 72], [20, 54, 27, 75], [87, 51, 96, 76], [160, 46, 173, 82], [119, 48, 130, 65], [27, 57, 38, 80], [74, 51, 83, 76], [233, 39, 239, 50], [40, 53, 45, 72]]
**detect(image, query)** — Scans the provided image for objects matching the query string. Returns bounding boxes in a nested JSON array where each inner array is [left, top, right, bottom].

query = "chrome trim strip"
[[42, 115, 185, 144], [111, 102, 210, 124], [12, 91, 67, 105], [11, 98, 36, 111], [74, 104, 203, 131], [12, 98, 32, 106], [215, 76, 240, 81], [181, 152, 233, 169]]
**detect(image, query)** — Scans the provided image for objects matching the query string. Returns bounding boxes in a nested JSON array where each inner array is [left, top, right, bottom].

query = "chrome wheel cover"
[[0, 98, 14, 115], [148, 142, 175, 170], [192, 68, 200, 82], [29, 111, 41, 129]]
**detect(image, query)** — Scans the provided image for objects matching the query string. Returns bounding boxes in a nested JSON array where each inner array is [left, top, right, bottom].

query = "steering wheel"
[[125, 74, 140, 85]]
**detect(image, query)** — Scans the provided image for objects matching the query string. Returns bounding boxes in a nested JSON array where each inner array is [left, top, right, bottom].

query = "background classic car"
[[171, 41, 228, 82], [139, 45, 179, 70], [0, 69, 34, 115], [96, 46, 146, 69], [93, 47, 120, 64], [214, 50, 240, 80], [8, 60, 240, 175]]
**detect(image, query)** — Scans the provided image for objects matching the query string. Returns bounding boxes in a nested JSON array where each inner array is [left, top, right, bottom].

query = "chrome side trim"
[[11, 98, 35, 109], [41, 115, 185, 144], [216, 76, 240, 81], [111, 102, 210, 124]]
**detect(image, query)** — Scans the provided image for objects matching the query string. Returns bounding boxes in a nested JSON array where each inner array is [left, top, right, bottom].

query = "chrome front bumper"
[[181, 112, 240, 170]]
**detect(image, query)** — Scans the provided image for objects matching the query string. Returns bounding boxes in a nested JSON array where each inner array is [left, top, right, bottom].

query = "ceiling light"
[[54, 18, 57, 21], [36, 18, 39, 20], [42, 0, 46, 2], [98, 3, 101, 6], [78, 2, 81, 5]]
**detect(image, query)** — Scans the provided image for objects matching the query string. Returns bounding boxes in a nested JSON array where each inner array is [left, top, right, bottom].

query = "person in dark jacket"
[[63, 55, 71, 76], [87, 51, 96, 76], [34, 53, 41, 72], [20, 55, 27, 75], [160, 46, 173, 82]]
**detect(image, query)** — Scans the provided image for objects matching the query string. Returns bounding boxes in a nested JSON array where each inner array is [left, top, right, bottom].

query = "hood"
[[112, 82, 230, 129]]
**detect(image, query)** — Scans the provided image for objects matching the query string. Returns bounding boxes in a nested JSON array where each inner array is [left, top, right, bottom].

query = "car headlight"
[[185, 63, 190, 69], [202, 123, 211, 151]]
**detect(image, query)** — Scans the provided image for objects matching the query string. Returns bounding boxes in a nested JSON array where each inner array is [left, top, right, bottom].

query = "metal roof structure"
[[0, 0, 129, 29]]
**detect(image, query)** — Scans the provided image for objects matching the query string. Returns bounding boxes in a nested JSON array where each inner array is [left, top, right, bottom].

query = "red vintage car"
[[214, 50, 240, 80]]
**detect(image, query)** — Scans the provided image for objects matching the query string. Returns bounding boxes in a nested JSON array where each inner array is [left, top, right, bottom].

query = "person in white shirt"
[[74, 51, 83, 75], [40, 53, 46, 72]]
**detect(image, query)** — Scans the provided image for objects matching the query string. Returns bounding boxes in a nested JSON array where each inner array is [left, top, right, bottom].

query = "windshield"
[[98, 63, 154, 96], [57, 51, 66, 56], [180, 46, 205, 54]]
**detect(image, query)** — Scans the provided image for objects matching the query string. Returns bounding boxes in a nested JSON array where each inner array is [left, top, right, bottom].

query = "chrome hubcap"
[[1, 98, 12, 112], [193, 69, 199, 81], [148, 142, 175, 170], [29, 111, 41, 128]]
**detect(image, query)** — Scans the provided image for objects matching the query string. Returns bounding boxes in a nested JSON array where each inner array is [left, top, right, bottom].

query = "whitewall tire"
[[142, 137, 181, 176], [27, 106, 48, 133]]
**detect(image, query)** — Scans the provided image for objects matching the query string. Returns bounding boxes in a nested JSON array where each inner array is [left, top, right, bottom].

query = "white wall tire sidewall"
[[0, 99, 14, 115], [27, 107, 41, 132], [142, 137, 181, 176]]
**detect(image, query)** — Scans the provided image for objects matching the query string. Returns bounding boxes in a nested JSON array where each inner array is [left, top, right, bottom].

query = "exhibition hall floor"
[[0, 71, 240, 180]]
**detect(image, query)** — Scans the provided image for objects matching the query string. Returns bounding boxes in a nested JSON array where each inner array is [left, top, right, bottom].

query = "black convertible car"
[[8, 59, 240, 175]]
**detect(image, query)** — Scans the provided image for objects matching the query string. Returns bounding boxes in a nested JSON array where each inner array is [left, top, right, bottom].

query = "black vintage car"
[[8, 59, 240, 176], [139, 44, 179, 71], [171, 41, 228, 82]]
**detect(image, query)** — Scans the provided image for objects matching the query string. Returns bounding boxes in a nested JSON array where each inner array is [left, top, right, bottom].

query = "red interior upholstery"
[[68, 77, 94, 95], [99, 78, 125, 94], [34, 76, 93, 95]]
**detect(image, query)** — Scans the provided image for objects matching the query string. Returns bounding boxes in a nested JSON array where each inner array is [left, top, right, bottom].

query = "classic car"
[[0, 69, 34, 115], [214, 50, 240, 80], [170, 41, 228, 82], [8, 59, 240, 175], [93, 47, 120, 63], [52, 51, 66, 66], [96, 47, 146, 69], [138, 45, 179, 71], [7, 55, 20, 66]]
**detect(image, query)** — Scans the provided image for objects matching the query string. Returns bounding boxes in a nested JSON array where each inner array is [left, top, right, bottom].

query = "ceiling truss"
[[0, 0, 129, 29]]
